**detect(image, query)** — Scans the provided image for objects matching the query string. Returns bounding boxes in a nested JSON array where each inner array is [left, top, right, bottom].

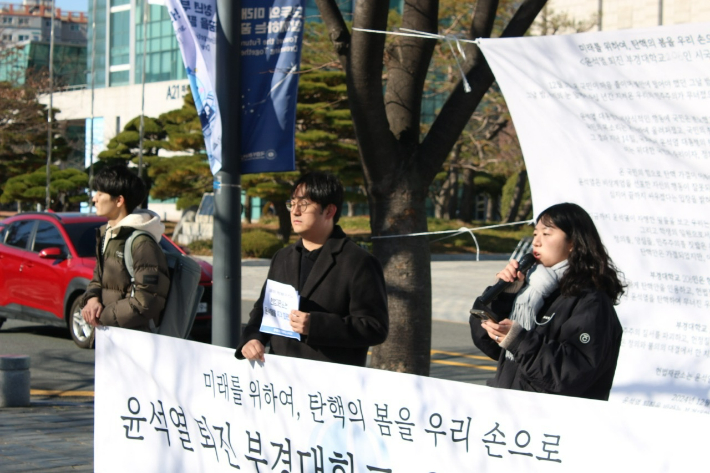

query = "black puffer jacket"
[[470, 287, 623, 400], [80, 211, 170, 332]]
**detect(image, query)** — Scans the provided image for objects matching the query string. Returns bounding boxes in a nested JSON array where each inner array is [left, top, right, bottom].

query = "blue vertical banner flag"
[[164, 0, 222, 174], [239, 1, 304, 174], [165, 0, 303, 175]]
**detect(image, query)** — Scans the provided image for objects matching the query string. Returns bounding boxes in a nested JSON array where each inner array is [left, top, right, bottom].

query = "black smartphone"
[[470, 309, 492, 321], [470, 298, 501, 323]]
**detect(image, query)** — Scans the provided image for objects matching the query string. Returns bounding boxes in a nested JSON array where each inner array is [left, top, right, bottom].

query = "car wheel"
[[68, 298, 94, 349]]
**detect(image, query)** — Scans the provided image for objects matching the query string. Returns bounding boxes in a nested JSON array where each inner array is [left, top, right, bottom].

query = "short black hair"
[[291, 172, 344, 223], [90, 165, 146, 214]]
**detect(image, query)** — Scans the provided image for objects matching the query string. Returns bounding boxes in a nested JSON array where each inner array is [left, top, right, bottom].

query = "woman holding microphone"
[[470, 203, 625, 400]]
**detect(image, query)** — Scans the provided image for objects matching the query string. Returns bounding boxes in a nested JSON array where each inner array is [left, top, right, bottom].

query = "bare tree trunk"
[[503, 169, 527, 223], [370, 182, 432, 375], [347, 201, 355, 217], [516, 197, 533, 221], [458, 168, 475, 222], [492, 193, 501, 220], [243, 196, 252, 224], [447, 172, 459, 220], [274, 201, 291, 243], [485, 194, 495, 221], [432, 166, 457, 219]]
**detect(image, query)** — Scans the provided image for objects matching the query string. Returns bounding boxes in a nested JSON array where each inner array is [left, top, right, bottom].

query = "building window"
[[134, 3, 186, 84], [2, 17, 13, 24], [109, 10, 130, 66], [18, 18, 29, 25], [18, 35, 28, 41], [109, 70, 129, 86]]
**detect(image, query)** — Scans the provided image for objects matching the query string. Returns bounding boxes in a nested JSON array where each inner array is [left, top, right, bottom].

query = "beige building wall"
[[547, 0, 710, 31], [40, 79, 191, 148]]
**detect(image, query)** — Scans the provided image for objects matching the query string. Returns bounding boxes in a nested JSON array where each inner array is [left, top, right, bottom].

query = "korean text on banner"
[[477, 23, 710, 413], [95, 327, 708, 472], [165, 0, 222, 174], [240, 1, 304, 174]]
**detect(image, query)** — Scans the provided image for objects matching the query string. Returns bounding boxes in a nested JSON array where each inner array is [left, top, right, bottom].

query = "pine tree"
[[0, 166, 88, 211]]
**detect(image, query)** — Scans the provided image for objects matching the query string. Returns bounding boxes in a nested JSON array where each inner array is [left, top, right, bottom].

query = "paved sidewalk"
[[0, 397, 94, 472]]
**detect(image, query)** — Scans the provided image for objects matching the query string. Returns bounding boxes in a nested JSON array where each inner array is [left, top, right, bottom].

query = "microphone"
[[478, 253, 536, 305]]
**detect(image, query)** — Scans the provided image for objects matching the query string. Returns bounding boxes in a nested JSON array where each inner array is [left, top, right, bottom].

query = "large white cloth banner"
[[95, 328, 706, 472], [478, 23, 710, 414]]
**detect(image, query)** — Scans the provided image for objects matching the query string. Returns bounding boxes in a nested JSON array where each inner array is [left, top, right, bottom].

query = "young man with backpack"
[[80, 165, 170, 332]]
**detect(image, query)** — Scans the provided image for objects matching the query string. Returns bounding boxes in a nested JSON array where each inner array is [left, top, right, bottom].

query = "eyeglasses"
[[285, 199, 316, 212]]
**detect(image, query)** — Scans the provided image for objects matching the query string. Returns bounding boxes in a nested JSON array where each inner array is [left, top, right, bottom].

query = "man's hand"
[[289, 310, 311, 335], [241, 339, 266, 362], [81, 297, 103, 327]]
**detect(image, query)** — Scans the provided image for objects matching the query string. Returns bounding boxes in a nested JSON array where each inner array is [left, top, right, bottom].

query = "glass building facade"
[[0, 41, 87, 86], [88, 0, 186, 89], [134, 1, 187, 84]]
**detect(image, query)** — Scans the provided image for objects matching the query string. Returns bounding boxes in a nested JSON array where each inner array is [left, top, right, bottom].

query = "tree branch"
[[384, 0, 438, 150], [342, 0, 397, 191], [418, 0, 548, 185], [313, 0, 351, 64]]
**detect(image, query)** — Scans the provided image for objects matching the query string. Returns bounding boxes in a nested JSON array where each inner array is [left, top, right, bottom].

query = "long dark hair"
[[537, 203, 626, 304]]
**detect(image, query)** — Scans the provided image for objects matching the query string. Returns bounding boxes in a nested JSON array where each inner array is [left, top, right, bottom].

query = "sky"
[[56, 0, 87, 12]]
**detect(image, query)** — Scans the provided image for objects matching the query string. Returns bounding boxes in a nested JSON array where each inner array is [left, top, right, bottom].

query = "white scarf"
[[505, 259, 569, 361]]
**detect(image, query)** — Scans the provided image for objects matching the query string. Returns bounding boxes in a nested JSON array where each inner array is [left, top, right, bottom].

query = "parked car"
[[0, 212, 212, 348]]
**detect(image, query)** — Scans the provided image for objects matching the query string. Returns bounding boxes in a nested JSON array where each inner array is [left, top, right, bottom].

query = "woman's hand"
[[496, 259, 528, 283], [482, 319, 514, 344]]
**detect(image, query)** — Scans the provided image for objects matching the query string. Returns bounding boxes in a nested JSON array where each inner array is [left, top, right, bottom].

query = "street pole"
[[212, 0, 241, 348], [138, 0, 149, 184], [89, 0, 97, 192], [597, 0, 603, 31], [45, 0, 56, 211]]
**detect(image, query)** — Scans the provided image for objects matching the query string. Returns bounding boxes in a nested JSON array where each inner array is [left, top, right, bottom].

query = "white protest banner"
[[95, 327, 706, 472], [261, 279, 300, 339], [478, 23, 710, 413]]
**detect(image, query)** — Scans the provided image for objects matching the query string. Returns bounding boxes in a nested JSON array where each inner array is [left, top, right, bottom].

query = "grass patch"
[[242, 230, 284, 258], [187, 239, 213, 255]]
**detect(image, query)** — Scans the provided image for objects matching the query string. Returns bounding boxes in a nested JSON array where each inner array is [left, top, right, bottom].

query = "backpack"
[[125, 231, 205, 339]]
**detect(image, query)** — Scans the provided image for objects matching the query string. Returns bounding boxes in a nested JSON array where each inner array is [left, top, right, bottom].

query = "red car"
[[0, 212, 212, 348]]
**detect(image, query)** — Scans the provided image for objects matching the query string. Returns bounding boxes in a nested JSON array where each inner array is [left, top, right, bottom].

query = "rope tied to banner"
[[352, 27, 480, 93], [370, 220, 534, 261]]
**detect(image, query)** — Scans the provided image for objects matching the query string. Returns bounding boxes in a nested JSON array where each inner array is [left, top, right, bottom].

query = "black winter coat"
[[235, 226, 389, 366], [470, 287, 623, 400]]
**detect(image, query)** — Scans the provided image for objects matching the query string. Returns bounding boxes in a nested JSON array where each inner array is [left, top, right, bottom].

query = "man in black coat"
[[235, 172, 388, 366]]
